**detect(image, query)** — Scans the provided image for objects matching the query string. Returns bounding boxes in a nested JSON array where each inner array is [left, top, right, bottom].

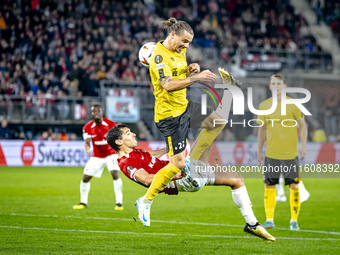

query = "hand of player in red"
[[300, 146, 306, 160], [187, 63, 200, 75], [85, 144, 91, 156], [173, 170, 186, 180]]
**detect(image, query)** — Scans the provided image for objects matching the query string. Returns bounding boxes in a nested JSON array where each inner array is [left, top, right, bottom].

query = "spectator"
[[97, 65, 107, 80], [39, 78, 50, 93], [0, 120, 12, 139], [30, 78, 40, 95], [37, 131, 49, 140], [60, 128, 69, 141], [26, 131, 33, 140], [312, 129, 327, 142], [70, 133, 78, 141], [138, 131, 147, 141], [0, 12, 6, 30], [246, 128, 258, 142], [224, 129, 237, 142]]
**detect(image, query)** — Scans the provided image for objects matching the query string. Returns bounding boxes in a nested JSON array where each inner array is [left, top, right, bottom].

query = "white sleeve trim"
[[83, 132, 91, 140], [131, 168, 145, 182]]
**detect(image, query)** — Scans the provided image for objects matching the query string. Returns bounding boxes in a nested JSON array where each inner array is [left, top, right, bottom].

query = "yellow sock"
[[190, 125, 224, 161], [290, 188, 300, 221], [264, 187, 276, 220], [145, 163, 181, 201]]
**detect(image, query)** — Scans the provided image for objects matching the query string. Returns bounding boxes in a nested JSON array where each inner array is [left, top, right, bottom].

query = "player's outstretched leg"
[[244, 223, 275, 242], [213, 170, 275, 241], [135, 196, 152, 227], [233, 187, 275, 241], [232, 185, 275, 241], [138, 153, 183, 226]]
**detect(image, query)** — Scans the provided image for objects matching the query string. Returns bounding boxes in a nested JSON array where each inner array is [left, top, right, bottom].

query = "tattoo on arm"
[[159, 76, 172, 87]]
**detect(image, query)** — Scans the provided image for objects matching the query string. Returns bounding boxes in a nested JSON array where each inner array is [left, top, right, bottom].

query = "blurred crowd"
[[1, 118, 339, 142], [0, 119, 79, 140], [0, 0, 337, 142], [0, 0, 328, 97], [310, 0, 340, 44]]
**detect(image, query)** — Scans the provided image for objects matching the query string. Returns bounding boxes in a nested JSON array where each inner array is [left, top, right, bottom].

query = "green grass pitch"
[[1, 166, 340, 254]]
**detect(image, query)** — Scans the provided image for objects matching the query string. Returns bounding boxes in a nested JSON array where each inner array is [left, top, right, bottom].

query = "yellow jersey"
[[149, 40, 188, 122], [257, 97, 303, 160]]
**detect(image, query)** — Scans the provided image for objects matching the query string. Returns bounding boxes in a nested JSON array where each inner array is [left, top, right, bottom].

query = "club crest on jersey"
[[127, 165, 133, 174], [154, 55, 163, 64]]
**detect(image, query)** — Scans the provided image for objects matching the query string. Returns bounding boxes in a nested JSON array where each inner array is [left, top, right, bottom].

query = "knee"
[[210, 112, 226, 130], [172, 159, 186, 170], [290, 183, 299, 190], [82, 175, 92, 182], [232, 173, 244, 189], [111, 170, 119, 180]]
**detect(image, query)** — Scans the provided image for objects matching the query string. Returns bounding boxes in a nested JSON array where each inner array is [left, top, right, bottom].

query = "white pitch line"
[[5, 213, 340, 236], [1, 225, 340, 241]]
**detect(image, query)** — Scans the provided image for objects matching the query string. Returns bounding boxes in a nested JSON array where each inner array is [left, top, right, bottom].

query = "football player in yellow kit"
[[135, 17, 229, 226], [257, 74, 308, 231]]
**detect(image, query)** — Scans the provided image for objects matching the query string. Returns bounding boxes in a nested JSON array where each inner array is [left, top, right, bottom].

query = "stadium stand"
[[0, 0, 338, 141]]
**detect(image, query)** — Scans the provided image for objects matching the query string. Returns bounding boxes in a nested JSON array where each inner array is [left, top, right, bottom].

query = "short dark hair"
[[106, 124, 128, 152]]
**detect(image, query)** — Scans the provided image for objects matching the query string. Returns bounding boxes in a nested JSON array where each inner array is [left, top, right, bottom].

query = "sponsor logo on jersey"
[[94, 140, 108, 145], [155, 63, 165, 70], [154, 55, 163, 64], [148, 156, 156, 168], [158, 69, 165, 78]]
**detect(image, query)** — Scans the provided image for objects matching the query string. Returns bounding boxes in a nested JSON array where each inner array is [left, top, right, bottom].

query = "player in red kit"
[[106, 124, 275, 241], [73, 104, 123, 210]]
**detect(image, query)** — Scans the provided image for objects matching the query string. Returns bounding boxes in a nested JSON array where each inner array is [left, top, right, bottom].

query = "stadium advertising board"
[[106, 96, 140, 123], [0, 141, 338, 166], [0, 141, 90, 166]]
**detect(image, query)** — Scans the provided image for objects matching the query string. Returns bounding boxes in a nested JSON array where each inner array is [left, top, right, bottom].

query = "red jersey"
[[83, 118, 117, 158], [118, 148, 178, 195]]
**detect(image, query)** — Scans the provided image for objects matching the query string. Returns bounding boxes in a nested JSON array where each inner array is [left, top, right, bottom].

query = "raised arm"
[[135, 170, 156, 187], [160, 70, 217, 92], [148, 148, 167, 158]]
